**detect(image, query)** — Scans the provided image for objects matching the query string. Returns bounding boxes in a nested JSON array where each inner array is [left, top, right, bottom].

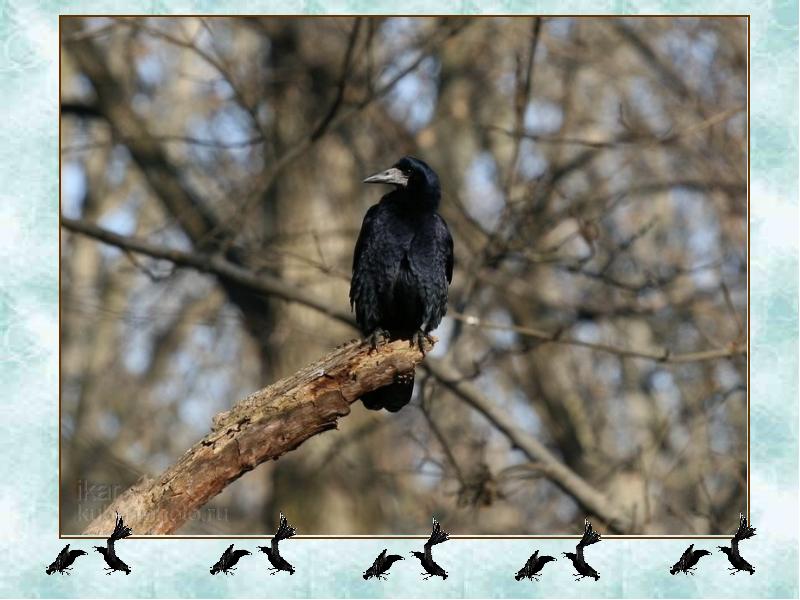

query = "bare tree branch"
[[423, 356, 632, 533], [81, 337, 431, 535]]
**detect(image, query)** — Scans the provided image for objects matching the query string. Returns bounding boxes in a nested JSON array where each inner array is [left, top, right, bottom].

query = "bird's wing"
[[272, 512, 297, 551], [110, 512, 133, 542], [424, 517, 450, 562], [434, 213, 454, 284], [733, 513, 756, 542], [352, 205, 379, 272], [577, 518, 601, 549], [54, 544, 70, 565], [679, 544, 694, 564], [350, 204, 380, 306], [222, 544, 234, 560], [375, 549, 387, 568], [526, 550, 539, 568]]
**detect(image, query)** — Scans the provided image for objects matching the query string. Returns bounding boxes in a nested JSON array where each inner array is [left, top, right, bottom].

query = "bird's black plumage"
[[363, 549, 404, 580], [563, 518, 601, 581], [94, 512, 132, 575], [514, 550, 556, 581], [351, 156, 454, 412], [411, 517, 450, 580], [210, 544, 251, 575], [258, 512, 297, 575], [669, 544, 711, 575], [718, 513, 756, 575], [46, 544, 87, 575]]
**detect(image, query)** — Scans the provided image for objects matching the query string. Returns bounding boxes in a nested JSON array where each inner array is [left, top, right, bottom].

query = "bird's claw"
[[410, 330, 434, 355], [366, 328, 389, 353]]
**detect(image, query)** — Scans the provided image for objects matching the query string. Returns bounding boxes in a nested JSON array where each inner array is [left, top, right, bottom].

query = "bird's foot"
[[410, 330, 434, 355], [366, 328, 390, 353]]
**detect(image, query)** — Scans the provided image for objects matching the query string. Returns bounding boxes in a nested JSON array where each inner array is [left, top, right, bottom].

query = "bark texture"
[[82, 338, 431, 535]]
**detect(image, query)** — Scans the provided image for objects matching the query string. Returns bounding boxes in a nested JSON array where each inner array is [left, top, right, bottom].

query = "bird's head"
[[563, 552, 576, 560], [514, 569, 525, 581], [410, 551, 425, 560], [363, 156, 441, 206], [592, 573, 600, 581], [93, 546, 105, 555], [669, 565, 679, 575], [541, 556, 557, 564], [362, 571, 370, 580], [45, 565, 55, 575], [718, 546, 731, 555], [257, 546, 269, 554]]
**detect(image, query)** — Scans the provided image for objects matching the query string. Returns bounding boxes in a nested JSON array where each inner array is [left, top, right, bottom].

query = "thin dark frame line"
[[57, 13, 751, 540]]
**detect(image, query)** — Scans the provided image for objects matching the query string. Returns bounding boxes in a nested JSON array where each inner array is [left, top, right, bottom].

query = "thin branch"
[[60, 217, 354, 326], [422, 355, 631, 533], [449, 311, 745, 364]]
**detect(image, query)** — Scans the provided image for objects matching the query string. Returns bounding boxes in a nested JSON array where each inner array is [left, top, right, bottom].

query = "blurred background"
[[60, 16, 747, 535]]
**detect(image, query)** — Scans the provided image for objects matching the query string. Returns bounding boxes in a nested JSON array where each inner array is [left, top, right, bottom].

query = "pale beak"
[[363, 167, 408, 187]]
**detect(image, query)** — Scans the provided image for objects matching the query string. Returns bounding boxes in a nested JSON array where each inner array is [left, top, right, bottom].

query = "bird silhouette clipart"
[[670, 544, 711, 575], [563, 518, 601, 581], [363, 549, 404, 580], [411, 517, 450, 580], [258, 512, 298, 575], [94, 512, 132, 575], [45, 544, 87, 575], [718, 512, 756, 575], [514, 549, 557, 581], [210, 544, 251, 575]]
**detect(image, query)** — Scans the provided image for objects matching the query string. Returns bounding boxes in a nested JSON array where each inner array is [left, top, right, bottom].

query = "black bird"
[[411, 517, 450, 580], [45, 544, 87, 575], [93, 512, 132, 575], [258, 512, 298, 575], [718, 512, 756, 575], [669, 544, 711, 575], [363, 549, 404, 580], [563, 518, 601, 581], [351, 156, 454, 412], [514, 550, 556, 581], [210, 544, 251, 575]]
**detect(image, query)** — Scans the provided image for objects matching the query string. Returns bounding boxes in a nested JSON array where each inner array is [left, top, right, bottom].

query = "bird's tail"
[[427, 517, 450, 547], [110, 512, 132, 542], [577, 518, 601, 548], [733, 513, 756, 542], [274, 512, 297, 542], [361, 369, 414, 412]]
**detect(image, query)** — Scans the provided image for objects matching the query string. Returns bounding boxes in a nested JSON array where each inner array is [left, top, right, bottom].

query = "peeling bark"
[[81, 337, 432, 535]]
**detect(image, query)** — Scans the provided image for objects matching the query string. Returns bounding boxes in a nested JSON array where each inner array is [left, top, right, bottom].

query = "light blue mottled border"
[[0, 1, 796, 597]]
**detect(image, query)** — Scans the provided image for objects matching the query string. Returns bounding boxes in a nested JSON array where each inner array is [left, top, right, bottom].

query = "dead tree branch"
[[81, 337, 431, 535]]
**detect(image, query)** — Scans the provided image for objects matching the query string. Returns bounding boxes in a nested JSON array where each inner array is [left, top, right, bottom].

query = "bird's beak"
[[363, 167, 408, 187]]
